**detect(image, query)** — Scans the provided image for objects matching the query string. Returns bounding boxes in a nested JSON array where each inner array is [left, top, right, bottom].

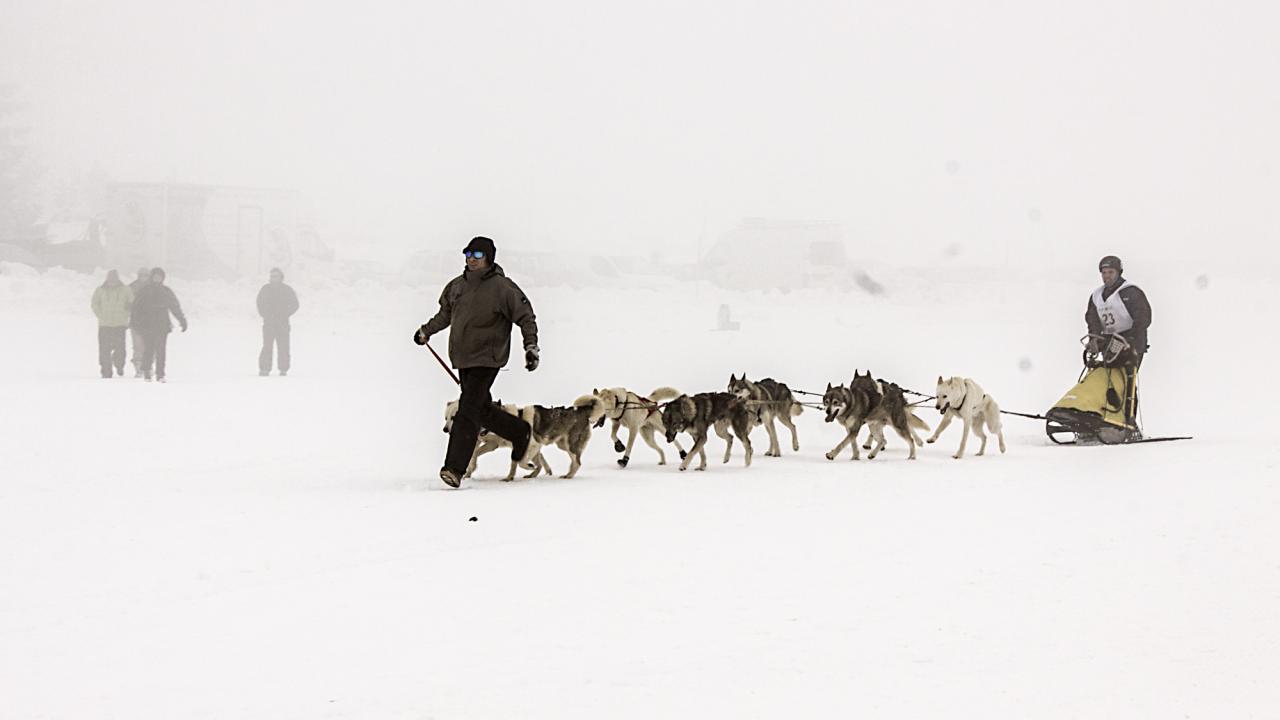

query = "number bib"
[[1092, 280, 1137, 335]]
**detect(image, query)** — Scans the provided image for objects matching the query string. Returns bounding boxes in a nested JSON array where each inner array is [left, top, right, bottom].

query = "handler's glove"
[[524, 345, 540, 372], [414, 325, 430, 346]]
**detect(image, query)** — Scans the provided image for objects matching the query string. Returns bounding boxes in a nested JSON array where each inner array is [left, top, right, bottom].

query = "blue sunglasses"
[[463, 250, 486, 259]]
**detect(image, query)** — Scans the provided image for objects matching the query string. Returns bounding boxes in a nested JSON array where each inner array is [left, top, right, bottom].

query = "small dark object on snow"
[[469, 516, 478, 522]]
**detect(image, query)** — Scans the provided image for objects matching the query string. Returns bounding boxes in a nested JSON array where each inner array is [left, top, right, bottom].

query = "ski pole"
[[426, 342, 460, 386]]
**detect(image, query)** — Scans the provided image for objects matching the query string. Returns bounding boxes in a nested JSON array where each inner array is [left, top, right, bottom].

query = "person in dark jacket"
[[414, 236, 540, 488], [131, 267, 188, 382], [257, 267, 300, 376], [90, 269, 134, 378], [1085, 255, 1151, 430], [1085, 255, 1152, 367], [128, 266, 150, 376]]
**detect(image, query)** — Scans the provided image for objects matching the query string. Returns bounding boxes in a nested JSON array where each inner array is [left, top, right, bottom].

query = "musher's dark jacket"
[[1085, 278, 1152, 353], [422, 264, 538, 369]]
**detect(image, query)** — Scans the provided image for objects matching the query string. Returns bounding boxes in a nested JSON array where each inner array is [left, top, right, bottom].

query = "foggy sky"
[[3, 0, 1278, 265]]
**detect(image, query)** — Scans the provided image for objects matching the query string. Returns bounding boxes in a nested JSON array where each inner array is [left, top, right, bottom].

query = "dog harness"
[[612, 395, 659, 421], [1092, 280, 1137, 335]]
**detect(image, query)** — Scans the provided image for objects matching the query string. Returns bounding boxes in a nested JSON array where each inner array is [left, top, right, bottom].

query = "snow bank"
[[1, 261, 1277, 719]]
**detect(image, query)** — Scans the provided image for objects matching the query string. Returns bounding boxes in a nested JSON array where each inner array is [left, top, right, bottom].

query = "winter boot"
[[439, 467, 462, 488]]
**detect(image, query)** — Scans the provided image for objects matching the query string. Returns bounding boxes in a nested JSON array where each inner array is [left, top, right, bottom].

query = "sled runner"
[[1045, 334, 1190, 445]]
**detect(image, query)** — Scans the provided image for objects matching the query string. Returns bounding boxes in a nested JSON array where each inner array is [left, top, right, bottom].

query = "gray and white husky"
[[592, 386, 686, 467], [662, 392, 755, 471], [821, 371, 922, 460], [523, 395, 609, 479], [928, 376, 1007, 459], [726, 374, 803, 457], [443, 400, 553, 481]]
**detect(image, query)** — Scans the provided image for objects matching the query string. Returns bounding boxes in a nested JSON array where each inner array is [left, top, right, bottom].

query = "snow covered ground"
[[2, 260, 1278, 719]]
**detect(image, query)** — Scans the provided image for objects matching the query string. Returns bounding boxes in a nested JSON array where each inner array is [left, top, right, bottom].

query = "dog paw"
[[926, 438, 936, 444], [679, 450, 688, 460], [695, 466, 706, 471], [952, 454, 963, 460], [825, 452, 835, 461], [617, 456, 629, 468], [613, 440, 625, 453]]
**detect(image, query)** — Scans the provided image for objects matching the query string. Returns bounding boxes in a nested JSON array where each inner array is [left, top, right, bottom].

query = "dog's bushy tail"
[[790, 401, 804, 417], [648, 386, 681, 403], [573, 394, 607, 425], [907, 409, 930, 432]]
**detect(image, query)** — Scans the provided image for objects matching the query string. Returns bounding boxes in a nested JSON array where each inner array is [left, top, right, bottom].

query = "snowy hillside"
[[2, 261, 1277, 719]]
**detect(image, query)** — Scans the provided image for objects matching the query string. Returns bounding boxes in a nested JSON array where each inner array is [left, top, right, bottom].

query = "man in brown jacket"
[[415, 236, 540, 488]]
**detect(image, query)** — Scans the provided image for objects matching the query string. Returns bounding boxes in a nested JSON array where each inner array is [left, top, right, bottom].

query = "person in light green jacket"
[[91, 269, 134, 378]]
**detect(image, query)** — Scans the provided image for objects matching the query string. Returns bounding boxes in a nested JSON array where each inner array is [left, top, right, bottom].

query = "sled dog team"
[[443, 373, 1008, 480]]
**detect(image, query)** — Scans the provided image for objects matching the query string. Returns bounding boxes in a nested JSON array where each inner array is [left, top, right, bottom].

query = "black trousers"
[[444, 366, 531, 475], [97, 326, 127, 377], [259, 322, 291, 373], [140, 331, 169, 379]]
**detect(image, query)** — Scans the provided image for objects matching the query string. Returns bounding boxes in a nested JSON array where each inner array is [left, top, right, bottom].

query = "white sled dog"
[[592, 386, 687, 467], [443, 401, 553, 481], [928, 376, 1007, 459]]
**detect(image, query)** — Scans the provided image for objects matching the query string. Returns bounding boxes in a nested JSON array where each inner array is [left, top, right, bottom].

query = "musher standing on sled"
[[414, 237, 540, 488], [1085, 255, 1152, 425]]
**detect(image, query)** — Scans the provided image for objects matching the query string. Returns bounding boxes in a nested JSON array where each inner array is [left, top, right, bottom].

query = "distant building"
[[102, 182, 330, 278], [700, 218, 853, 292]]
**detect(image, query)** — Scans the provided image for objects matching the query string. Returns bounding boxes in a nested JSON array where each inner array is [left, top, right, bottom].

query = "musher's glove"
[[524, 346, 540, 372], [1103, 334, 1131, 364], [414, 325, 430, 346]]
